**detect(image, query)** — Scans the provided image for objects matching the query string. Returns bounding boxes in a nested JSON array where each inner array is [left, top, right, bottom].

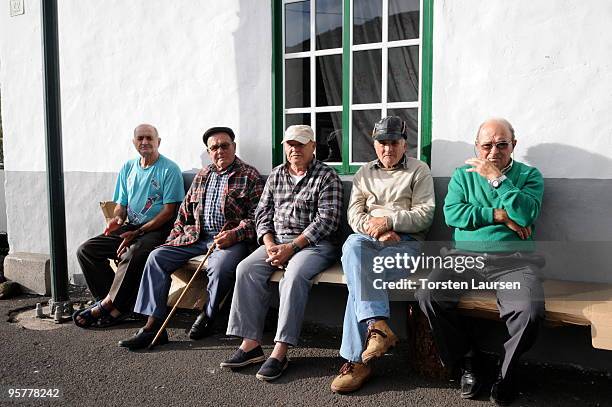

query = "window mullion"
[[341, 0, 352, 174], [310, 0, 316, 139], [381, 0, 389, 119]]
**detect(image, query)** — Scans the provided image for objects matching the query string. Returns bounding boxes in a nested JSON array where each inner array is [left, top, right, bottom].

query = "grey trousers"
[[226, 240, 337, 346], [415, 257, 545, 379]]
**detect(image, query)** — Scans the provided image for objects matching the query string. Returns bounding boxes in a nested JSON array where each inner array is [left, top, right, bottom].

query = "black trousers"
[[76, 224, 169, 313], [415, 255, 545, 379]]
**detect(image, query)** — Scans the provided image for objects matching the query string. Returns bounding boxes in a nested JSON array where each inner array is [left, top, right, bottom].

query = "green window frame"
[[272, 0, 433, 174]]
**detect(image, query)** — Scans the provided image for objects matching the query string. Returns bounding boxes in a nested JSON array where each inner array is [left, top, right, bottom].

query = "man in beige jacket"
[[331, 116, 435, 393]]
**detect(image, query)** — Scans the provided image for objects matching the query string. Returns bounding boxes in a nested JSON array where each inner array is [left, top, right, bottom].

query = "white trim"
[[388, 38, 420, 48], [284, 0, 305, 4], [387, 101, 419, 109], [285, 106, 343, 114]]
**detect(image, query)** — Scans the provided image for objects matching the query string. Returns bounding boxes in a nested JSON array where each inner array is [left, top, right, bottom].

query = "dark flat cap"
[[372, 116, 407, 141], [202, 126, 236, 145]]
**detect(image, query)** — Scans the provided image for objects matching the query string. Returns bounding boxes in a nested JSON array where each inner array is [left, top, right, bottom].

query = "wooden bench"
[[99, 197, 612, 352]]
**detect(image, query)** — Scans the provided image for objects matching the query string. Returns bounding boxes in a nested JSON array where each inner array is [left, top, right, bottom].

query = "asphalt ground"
[[1, 293, 611, 407]]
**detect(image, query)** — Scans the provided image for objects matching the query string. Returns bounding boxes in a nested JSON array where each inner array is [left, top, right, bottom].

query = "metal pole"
[[41, 0, 69, 303]]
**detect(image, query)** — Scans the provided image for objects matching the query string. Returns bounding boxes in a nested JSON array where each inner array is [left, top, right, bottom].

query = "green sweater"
[[443, 160, 544, 252]]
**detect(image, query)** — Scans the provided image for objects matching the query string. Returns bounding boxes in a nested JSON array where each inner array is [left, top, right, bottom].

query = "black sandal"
[[72, 300, 110, 329]]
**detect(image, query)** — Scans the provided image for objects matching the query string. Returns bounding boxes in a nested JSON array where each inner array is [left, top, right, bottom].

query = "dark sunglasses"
[[208, 142, 233, 152], [478, 141, 512, 151]]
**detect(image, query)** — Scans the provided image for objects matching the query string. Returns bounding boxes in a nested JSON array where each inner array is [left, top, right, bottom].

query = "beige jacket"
[[348, 157, 436, 241]]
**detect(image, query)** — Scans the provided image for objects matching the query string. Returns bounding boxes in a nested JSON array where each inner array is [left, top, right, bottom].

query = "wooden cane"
[[149, 224, 230, 349]]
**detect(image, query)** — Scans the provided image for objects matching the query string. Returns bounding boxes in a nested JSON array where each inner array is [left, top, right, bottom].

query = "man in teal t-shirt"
[[417, 118, 545, 406], [74, 124, 184, 329]]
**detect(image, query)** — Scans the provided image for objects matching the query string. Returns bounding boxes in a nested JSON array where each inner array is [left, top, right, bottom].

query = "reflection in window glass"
[[315, 112, 342, 162], [316, 54, 342, 107], [285, 1, 310, 53], [316, 0, 343, 50], [352, 110, 381, 162], [388, 0, 420, 41], [353, 49, 381, 104], [387, 108, 418, 158], [316, 112, 342, 162], [285, 58, 310, 109], [388, 46, 419, 103], [285, 113, 311, 129], [353, 0, 382, 45]]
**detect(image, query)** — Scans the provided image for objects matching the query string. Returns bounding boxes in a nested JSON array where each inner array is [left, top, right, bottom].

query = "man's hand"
[[365, 216, 389, 238], [116, 230, 139, 257], [265, 243, 294, 269], [104, 216, 123, 236], [494, 208, 532, 240], [378, 230, 401, 242], [214, 230, 237, 249], [465, 158, 502, 180]]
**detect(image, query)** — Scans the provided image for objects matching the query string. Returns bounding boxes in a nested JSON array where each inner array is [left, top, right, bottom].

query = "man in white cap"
[[222, 125, 343, 382]]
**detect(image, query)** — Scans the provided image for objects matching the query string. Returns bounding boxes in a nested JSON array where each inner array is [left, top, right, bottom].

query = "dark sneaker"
[[189, 312, 214, 340], [490, 373, 517, 406], [460, 369, 482, 399], [255, 357, 289, 381], [118, 328, 168, 350], [220, 346, 266, 368]]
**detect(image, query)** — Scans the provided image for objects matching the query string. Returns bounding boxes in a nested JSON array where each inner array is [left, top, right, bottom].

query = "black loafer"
[[255, 357, 289, 381], [460, 369, 482, 399], [220, 346, 266, 368], [490, 373, 517, 406], [189, 312, 214, 340], [118, 328, 168, 350]]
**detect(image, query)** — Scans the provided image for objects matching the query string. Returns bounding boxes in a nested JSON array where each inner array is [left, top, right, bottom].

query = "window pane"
[[316, 54, 342, 107], [388, 46, 419, 103], [388, 0, 420, 41], [316, 0, 342, 50], [353, 49, 381, 104], [285, 58, 310, 108], [316, 112, 342, 162], [285, 1, 310, 53], [387, 108, 418, 158], [285, 113, 311, 129], [353, 0, 382, 45], [351, 109, 380, 162]]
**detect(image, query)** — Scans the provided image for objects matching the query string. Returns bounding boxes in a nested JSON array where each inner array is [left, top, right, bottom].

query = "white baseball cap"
[[282, 125, 315, 144]]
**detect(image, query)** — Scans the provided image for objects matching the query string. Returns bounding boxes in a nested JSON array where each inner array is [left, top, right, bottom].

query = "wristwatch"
[[488, 175, 507, 189], [290, 241, 301, 254]]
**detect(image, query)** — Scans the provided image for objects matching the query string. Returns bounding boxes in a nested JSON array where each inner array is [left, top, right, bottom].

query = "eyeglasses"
[[477, 141, 512, 151], [208, 142, 233, 152]]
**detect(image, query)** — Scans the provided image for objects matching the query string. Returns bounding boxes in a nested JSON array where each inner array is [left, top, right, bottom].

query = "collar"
[[208, 157, 240, 175], [373, 155, 408, 170], [501, 159, 513, 174], [283, 156, 318, 176]]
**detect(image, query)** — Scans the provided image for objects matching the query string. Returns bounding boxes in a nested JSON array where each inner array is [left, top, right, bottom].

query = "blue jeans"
[[134, 237, 249, 320], [339, 233, 418, 362]]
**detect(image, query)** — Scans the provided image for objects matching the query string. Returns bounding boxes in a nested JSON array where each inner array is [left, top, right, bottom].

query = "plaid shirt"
[[165, 157, 264, 247], [256, 158, 343, 245], [201, 163, 232, 236]]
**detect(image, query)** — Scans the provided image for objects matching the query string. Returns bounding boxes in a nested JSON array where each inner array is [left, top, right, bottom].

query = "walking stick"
[[149, 224, 230, 349]]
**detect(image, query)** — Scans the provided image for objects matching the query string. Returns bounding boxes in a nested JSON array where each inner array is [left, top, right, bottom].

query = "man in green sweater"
[[416, 118, 545, 406]]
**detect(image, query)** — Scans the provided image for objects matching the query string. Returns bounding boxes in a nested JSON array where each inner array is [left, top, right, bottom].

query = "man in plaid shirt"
[[222, 125, 343, 382], [119, 127, 264, 350]]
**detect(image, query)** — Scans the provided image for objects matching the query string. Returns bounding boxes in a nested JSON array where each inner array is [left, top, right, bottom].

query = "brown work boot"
[[361, 320, 399, 364], [330, 362, 372, 393]]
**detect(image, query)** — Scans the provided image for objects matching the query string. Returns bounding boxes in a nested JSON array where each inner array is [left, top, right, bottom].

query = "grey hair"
[[134, 124, 159, 138], [475, 118, 515, 142]]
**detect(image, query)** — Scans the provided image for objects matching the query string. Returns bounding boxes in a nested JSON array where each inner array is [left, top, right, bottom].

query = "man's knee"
[[512, 300, 545, 326], [342, 233, 370, 256], [76, 239, 96, 261]]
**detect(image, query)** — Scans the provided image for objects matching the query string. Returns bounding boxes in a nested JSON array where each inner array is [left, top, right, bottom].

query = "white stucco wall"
[[431, 0, 612, 178], [1, 0, 273, 174]]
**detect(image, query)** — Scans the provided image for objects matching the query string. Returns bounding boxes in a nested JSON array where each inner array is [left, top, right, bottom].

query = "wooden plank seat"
[[100, 200, 612, 351]]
